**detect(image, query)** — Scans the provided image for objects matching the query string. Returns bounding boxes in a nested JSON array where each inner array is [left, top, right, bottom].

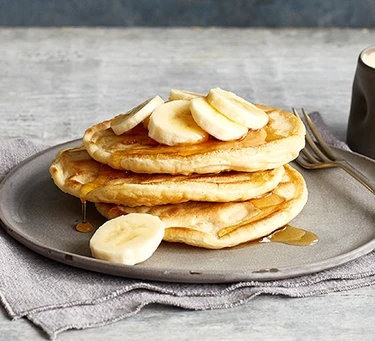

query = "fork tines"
[[292, 108, 375, 196], [292, 108, 338, 167]]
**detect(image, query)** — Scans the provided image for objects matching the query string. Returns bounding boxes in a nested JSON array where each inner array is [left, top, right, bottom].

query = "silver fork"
[[292, 108, 375, 196]]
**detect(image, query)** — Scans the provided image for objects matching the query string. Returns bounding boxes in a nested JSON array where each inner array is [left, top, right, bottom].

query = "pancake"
[[95, 164, 308, 249], [83, 105, 305, 175], [50, 145, 285, 207]]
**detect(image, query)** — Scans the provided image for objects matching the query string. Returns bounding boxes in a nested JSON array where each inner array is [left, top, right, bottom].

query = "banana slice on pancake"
[[49, 145, 285, 207], [206, 88, 269, 129], [95, 165, 308, 249], [110, 96, 164, 135], [83, 104, 305, 175], [190, 97, 248, 141], [148, 100, 209, 146]]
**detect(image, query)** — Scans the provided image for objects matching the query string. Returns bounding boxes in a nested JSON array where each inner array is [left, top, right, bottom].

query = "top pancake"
[[83, 104, 305, 175]]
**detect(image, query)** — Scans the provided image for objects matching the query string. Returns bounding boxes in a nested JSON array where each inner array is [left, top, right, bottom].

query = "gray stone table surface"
[[1, 27, 375, 340]]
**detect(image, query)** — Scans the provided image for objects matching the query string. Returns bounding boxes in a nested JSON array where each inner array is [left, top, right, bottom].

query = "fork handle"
[[337, 161, 375, 196]]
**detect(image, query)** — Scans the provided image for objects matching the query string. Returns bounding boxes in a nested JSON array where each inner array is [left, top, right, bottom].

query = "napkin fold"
[[1, 113, 375, 340]]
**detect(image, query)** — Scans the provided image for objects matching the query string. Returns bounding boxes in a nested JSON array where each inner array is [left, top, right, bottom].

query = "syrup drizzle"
[[230, 224, 318, 249], [75, 201, 95, 233], [110, 125, 267, 163], [263, 224, 318, 246]]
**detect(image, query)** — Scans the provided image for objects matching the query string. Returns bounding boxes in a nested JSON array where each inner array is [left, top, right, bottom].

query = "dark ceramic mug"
[[347, 45, 375, 159]]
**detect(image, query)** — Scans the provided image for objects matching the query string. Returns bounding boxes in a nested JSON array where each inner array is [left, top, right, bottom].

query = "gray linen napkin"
[[1, 113, 375, 340]]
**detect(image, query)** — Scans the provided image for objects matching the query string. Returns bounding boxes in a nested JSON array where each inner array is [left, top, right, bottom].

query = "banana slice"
[[190, 97, 248, 141], [206, 88, 269, 129], [169, 89, 204, 101], [148, 100, 209, 146], [90, 213, 166, 265], [110, 96, 164, 135]]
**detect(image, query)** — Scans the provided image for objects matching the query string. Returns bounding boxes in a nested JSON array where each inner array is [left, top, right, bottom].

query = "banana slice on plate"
[[190, 97, 248, 141], [169, 88, 204, 101], [110, 96, 164, 135], [206, 88, 269, 129], [148, 100, 209, 146], [90, 213, 166, 265]]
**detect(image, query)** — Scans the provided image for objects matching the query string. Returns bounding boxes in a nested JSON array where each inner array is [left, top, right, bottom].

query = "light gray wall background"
[[0, 0, 374, 27]]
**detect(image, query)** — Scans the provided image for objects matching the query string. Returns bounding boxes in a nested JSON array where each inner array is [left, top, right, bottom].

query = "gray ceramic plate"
[[1, 140, 375, 283]]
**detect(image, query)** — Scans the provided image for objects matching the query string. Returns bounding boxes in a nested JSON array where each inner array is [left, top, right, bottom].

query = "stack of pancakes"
[[50, 89, 307, 250]]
